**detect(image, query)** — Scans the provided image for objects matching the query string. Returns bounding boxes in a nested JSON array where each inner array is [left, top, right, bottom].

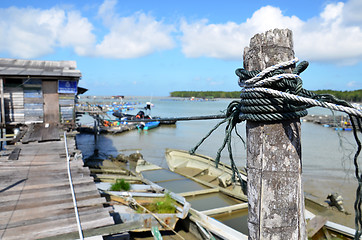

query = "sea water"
[[77, 97, 356, 174], [76, 96, 359, 230]]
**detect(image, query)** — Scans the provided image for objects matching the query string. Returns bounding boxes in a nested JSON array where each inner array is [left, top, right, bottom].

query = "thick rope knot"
[[190, 58, 362, 232], [235, 58, 309, 122]]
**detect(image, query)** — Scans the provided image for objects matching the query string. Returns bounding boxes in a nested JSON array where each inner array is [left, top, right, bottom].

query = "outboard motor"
[[135, 111, 145, 119]]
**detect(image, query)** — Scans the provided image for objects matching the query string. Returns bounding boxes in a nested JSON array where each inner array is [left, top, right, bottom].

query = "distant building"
[[0, 58, 82, 128]]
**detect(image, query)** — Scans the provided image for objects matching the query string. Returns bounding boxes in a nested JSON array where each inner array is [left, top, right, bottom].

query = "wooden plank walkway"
[[21, 123, 61, 144], [0, 137, 114, 240]]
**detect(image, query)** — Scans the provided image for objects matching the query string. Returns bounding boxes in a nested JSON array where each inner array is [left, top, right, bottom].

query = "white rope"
[[239, 57, 362, 118], [64, 132, 84, 240], [242, 87, 362, 118], [247, 73, 301, 87], [245, 57, 299, 85]]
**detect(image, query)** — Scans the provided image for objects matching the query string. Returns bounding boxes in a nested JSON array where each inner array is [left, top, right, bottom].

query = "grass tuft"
[[138, 193, 177, 214], [109, 179, 131, 191]]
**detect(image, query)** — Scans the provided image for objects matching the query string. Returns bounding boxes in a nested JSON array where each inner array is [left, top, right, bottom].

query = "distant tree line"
[[170, 90, 362, 102], [170, 91, 240, 99], [312, 89, 362, 103]]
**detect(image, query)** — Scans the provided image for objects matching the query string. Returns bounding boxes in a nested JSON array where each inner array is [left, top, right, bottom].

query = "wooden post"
[[244, 29, 306, 239]]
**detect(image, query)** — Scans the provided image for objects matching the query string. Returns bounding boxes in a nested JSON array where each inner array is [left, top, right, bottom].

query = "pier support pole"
[[244, 29, 306, 239], [0, 78, 5, 150]]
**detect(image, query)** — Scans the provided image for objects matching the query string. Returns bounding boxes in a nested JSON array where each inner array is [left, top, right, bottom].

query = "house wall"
[[59, 93, 75, 123], [23, 79, 43, 124], [43, 80, 59, 123], [2, 78, 78, 125], [4, 87, 24, 123]]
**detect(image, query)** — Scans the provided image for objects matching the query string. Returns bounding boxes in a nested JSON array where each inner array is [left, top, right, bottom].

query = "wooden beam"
[[179, 188, 219, 197], [173, 170, 247, 202], [244, 29, 306, 239], [306, 215, 327, 238], [0, 138, 14, 142], [201, 202, 248, 216]]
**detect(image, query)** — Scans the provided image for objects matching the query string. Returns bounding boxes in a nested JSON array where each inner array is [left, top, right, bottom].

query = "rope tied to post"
[[237, 57, 310, 122], [190, 57, 362, 238]]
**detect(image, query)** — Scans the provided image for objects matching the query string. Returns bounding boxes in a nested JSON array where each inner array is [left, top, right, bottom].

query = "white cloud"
[[180, 19, 247, 60], [97, 0, 117, 27], [347, 81, 359, 88], [1, 0, 362, 64], [0, 6, 95, 58], [294, 1, 362, 64], [179, 2, 362, 65], [320, 2, 343, 24], [59, 11, 95, 55], [180, 6, 303, 60], [342, 0, 362, 26], [94, 0, 175, 59], [0, 0, 175, 59]]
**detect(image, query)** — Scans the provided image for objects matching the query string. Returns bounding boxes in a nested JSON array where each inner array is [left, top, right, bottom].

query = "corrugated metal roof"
[[0, 58, 81, 78]]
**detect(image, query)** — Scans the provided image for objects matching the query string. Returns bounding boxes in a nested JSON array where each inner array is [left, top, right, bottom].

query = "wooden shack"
[[0, 58, 82, 128]]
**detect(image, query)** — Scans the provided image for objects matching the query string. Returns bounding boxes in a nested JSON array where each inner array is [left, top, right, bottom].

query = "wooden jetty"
[[0, 129, 115, 239]]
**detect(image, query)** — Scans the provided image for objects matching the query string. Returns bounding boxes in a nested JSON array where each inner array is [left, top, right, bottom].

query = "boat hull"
[[137, 121, 160, 130], [165, 148, 247, 188]]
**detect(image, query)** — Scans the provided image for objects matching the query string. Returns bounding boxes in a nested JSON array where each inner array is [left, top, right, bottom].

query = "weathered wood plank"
[[7, 148, 20, 160], [201, 202, 248, 216], [0, 139, 115, 240], [1, 213, 114, 240], [21, 124, 34, 143], [0, 179, 97, 197], [0, 205, 113, 230], [306, 215, 327, 238], [0, 190, 102, 211], [0, 197, 108, 225], [179, 188, 219, 197], [38, 221, 141, 240]]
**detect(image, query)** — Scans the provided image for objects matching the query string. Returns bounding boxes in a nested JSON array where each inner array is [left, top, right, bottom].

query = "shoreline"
[[303, 174, 357, 228]]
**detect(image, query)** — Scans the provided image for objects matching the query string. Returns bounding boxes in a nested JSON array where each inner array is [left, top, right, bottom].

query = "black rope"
[[190, 59, 362, 237], [189, 101, 247, 192], [350, 116, 362, 239]]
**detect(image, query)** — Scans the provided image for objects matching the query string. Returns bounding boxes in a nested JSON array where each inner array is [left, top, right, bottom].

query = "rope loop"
[[191, 58, 362, 236], [236, 58, 309, 122]]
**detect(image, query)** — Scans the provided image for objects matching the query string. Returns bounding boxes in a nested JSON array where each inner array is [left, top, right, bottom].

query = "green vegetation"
[[170, 90, 362, 102], [170, 91, 240, 99], [312, 89, 362, 103], [138, 193, 177, 214], [109, 179, 131, 191]]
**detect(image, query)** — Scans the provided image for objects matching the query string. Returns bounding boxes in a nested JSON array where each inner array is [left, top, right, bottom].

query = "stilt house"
[[0, 58, 82, 127]]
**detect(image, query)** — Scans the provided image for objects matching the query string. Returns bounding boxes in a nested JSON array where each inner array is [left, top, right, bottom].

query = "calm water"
[[76, 96, 359, 231], [77, 97, 357, 178]]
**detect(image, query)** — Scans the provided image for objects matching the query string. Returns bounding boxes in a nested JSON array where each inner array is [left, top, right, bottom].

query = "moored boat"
[[89, 156, 248, 239], [165, 148, 356, 239], [137, 121, 160, 131], [113, 111, 176, 125], [97, 181, 190, 232], [165, 148, 247, 199]]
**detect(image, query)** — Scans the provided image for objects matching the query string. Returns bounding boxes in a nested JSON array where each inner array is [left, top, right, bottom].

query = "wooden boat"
[[165, 148, 247, 200], [305, 210, 354, 239], [165, 148, 356, 239], [96, 175, 190, 232], [113, 111, 176, 125], [137, 120, 160, 131], [89, 158, 248, 239], [135, 159, 249, 239]]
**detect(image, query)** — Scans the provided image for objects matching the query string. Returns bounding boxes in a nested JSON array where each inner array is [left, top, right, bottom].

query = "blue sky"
[[0, 0, 361, 96]]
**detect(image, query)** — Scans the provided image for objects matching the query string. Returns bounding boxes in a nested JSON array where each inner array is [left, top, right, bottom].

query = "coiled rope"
[[190, 58, 362, 239]]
